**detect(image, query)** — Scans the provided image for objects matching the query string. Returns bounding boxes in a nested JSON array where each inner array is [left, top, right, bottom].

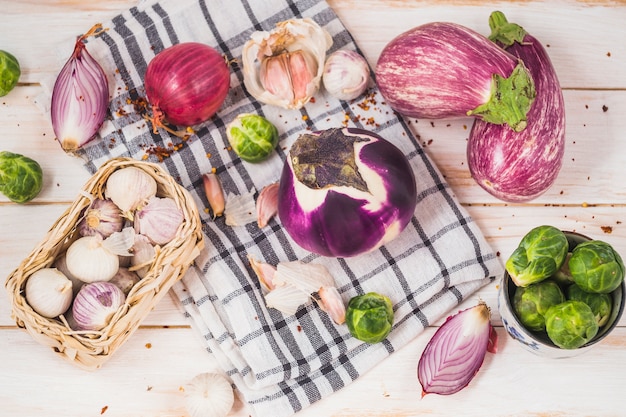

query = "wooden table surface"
[[2, 1, 626, 416]]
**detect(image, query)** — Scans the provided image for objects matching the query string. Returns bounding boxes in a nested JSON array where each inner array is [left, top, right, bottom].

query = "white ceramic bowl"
[[498, 231, 625, 358]]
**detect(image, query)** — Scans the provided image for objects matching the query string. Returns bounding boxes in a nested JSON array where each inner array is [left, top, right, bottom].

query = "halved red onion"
[[51, 24, 109, 151], [144, 42, 230, 132], [418, 302, 495, 396]]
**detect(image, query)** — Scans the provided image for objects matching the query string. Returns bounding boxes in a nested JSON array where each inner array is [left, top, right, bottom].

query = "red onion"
[[144, 42, 230, 132], [51, 24, 109, 151], [418, 302, 496, 396]]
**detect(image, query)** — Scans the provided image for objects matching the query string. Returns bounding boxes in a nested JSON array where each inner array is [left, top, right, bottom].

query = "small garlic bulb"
[[105, 166, 157, 216], [25, 268, 73, 318], [185, 373, 234, 417], [322, 50, 370, 101], [134, 196, 184, 245]]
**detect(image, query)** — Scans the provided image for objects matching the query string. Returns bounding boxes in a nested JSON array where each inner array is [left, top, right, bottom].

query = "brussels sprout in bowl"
[[498, 230, 625, 358]]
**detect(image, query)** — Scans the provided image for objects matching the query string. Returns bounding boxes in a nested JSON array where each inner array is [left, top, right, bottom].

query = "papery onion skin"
[[51, 25, 109, 151], [144, 42, 230, 128], [375, 22, 535, 132], [467, 12, 565, 202], [418, 302, 493, 396], [278, 127, 417, 258]]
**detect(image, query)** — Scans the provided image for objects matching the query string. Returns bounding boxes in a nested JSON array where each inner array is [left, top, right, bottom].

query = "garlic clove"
[[242, 18, 332, 109], [256, 182, 279, 228], [202, 172, 225, 219], [25, 268, 73, 318], [248, 254, 278, 292], [316, 286, 347, 325], [322, 49, 371, 101], [108, 267, 141, 296], [184, 373, 234, 417]]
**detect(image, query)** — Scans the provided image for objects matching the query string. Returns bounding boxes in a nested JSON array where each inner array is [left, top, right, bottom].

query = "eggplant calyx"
[[488, 11, 528, 47], [290, 128, 369, 192], [467, 62, 536, 132]]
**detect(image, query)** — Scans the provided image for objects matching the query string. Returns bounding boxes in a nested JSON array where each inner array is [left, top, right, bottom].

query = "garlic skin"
[[25, 268, 73, 318], [65, 235, 120, 283], [242, 18, 332, 109], [134, 196, 184, 245], [322, 50, 370, 101], [224, 189, 257, 227], [105, 166, 158, 217], [185, 373, 234, 417], [77, 198, 124, 238]]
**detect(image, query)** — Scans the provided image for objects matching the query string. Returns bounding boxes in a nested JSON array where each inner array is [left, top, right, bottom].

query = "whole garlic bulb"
[[184, 373, 234, 417], [134, 196, 184, 245], [25, 268, 73, 318], [241, 18, 332, 109], [105, 166, 157, 216], [322, 50, 370, 101]]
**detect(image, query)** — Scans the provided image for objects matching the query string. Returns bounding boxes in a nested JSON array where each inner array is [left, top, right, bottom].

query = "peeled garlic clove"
[[105, 166, 158, 216], [322, 49, 370, 101], [317, 286, 346, 325], [134, 196, 184, 245], [256, 182, 279, 228], [25, 268, 73, 318], [242, 18, 332, 109]]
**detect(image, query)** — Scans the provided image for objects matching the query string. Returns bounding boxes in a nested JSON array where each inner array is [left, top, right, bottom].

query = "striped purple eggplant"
[[375, 22, 536, 132], [467, 11, 565, 202]]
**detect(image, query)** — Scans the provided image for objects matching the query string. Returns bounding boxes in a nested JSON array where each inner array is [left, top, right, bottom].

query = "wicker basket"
[[5, 157, 204, 370]]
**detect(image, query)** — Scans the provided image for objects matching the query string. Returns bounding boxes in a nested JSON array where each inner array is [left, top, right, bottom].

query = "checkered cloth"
[[68, 0, 504, 415]]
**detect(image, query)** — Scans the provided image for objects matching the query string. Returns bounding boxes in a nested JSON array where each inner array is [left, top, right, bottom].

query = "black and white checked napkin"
[[68, 0, 504, 415]]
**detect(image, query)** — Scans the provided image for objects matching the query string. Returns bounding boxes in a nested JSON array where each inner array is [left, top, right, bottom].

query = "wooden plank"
[[2, 325, 626, 417]]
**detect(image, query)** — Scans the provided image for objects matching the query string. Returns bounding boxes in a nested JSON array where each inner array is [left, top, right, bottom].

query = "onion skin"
[[418, 302, 493, 397], [375, 22, 535, 132], [467, 12, 565, 202], [278, 127, 417, 258], [144, 42, 230, 127]]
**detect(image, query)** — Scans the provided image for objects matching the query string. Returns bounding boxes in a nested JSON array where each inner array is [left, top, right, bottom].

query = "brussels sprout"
[[0, 151, 43, 203], [0, 50, 20, 97], [569, 240, 624, 294], [513, 279, 565, 332], [545, 300, 599, 349], [567, 284, 612, 327], [226, 113, 279, 163], [346, 292, 394, 343], [505, 225, 568, 287]]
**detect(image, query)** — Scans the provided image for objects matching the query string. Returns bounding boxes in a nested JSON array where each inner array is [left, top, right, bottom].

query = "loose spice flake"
[[601, 226, 613, 234], [100, 405, 108, 415], [145, 342, 152, 349], [602, 105, 609, 112]]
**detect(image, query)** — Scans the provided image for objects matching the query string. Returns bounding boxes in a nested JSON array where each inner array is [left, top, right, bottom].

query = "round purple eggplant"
[[277, 127, 417, 258], [467, 11, 565, 202], [375, 21, 536, 132]]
